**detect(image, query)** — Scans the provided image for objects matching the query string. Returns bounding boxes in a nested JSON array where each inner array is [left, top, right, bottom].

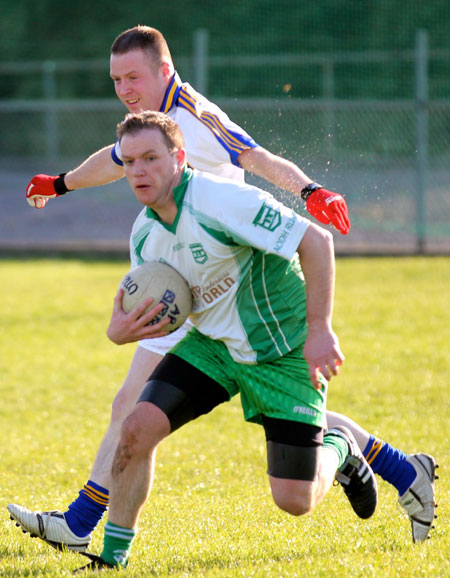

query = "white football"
[[120, 261, 192, 332]]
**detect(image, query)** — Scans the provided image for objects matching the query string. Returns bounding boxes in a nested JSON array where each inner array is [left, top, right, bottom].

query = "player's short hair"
[[117, 111, 185, 153], [111, 25, 173, 69]]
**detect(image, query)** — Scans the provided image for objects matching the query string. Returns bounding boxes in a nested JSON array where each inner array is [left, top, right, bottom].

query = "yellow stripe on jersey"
[[162, 80, 179, 114], [202, 111, 250, 149], [201, 112, 247, 153], [177, 91, 197, 114], [178, 89, 251, 155]]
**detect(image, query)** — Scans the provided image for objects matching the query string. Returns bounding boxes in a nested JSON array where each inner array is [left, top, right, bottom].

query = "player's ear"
[[176, 148, 186, 167], [161, 61, 173, 80]]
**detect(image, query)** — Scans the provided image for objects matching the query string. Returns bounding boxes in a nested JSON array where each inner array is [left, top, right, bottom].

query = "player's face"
[[110, 50, 169, 113], [121, 128, 185, 219]]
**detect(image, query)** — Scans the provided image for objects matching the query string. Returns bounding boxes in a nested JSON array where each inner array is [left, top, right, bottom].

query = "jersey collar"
[[160, 71, 182, 113], [145, 167, 193, 231]]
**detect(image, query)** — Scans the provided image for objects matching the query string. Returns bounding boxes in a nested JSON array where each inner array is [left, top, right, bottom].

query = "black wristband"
[[54, 173, 70, 196], [300, 182, 322, 202]]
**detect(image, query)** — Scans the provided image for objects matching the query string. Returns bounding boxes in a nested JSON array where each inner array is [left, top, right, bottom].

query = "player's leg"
[[91, 352, 232, 569], [263, 417, 377, 519], [237, 348, 377, 520], [89, 345, 163, 486], [326, 410, 438, 541], [108, 401, 170, 529], [263, 418, 334, 515], [7, 329, 186, 551], [61, 345, 164, 537]]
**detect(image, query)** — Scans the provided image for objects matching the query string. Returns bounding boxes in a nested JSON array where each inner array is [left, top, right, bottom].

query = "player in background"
[[76, 110, 377, 570], [9, 26, 436, 549]]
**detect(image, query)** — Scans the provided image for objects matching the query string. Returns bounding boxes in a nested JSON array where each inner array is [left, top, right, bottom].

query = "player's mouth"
[[135, 183, 151, 191], [125, 98, 140, 109]]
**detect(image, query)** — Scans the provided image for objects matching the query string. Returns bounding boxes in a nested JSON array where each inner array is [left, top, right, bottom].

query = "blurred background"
[[1, 0, 449, 255]]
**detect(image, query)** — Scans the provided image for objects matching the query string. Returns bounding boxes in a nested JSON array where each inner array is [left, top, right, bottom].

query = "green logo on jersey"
[[190, 243, 208, 264], [253, 203, 282, 231]]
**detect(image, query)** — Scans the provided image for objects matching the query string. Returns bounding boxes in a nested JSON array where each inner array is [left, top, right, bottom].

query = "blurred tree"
[[1, 0, 449, 61], [1, 0, 449, 99]]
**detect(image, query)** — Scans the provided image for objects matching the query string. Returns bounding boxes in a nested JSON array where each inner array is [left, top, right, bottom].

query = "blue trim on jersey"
[[160, 72, 183, 113], [111, 143, 123, 167]]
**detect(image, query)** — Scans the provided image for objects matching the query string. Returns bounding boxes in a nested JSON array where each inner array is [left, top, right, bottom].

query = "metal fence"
[[1, 31, 449, 255]]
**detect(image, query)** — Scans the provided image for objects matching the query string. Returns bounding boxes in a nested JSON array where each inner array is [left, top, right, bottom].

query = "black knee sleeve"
[[138, 353, 230, 432], [138, 379, 195, 432], [266, 441, 320, 481], [262, 415, 323, 481]]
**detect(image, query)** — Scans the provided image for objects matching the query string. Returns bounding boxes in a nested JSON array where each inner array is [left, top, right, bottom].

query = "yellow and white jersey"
[[112, 72, 259, 181]]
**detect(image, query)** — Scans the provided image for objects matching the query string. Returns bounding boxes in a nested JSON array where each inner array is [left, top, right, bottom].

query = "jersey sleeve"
[[174, 84, 259, 169], [111, 140, 123, 166], [192, 173, 309, 261]]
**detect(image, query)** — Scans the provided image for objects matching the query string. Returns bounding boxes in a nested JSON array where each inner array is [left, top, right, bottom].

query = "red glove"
[[26, 173, 69, 209], [303, 184, 351, 235]]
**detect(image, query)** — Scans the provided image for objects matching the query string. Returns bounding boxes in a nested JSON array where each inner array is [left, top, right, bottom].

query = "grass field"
[[0, 257, 449, 577]]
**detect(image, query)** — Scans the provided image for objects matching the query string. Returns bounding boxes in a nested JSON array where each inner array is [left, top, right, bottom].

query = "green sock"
[[101, 521, 137, 567], [323, 430, 349, 470]]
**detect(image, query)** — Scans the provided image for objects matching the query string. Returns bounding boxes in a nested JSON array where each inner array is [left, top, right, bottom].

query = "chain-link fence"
[[1, 31, 449, 255]]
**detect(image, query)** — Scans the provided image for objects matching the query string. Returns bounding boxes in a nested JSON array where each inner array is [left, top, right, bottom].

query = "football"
[[120, 261, 192, 332]]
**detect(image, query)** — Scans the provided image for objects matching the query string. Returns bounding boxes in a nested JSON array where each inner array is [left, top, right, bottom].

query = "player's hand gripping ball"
[[120, 261, 192, 332]]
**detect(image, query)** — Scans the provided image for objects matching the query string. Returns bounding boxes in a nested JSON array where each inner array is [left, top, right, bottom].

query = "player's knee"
[[119, 412, 145, 455], [272, 492, 313, 516], [271, 484, 314, 516], [266, 439, 320, 517], [120, 403, 169, 457]]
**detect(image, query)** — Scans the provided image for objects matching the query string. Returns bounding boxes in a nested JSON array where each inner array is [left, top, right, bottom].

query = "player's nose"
[[131, 160, 147, 176], [117, 80, 131, 96]]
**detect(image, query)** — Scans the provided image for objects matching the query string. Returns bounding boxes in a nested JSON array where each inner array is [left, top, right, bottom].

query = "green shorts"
[[170, 328, 327, 429]]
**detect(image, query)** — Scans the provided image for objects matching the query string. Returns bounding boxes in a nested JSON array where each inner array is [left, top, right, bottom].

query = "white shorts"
[[138, 318, 194, 356]]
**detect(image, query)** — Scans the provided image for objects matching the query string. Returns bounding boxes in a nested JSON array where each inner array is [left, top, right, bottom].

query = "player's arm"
[[296, 222, 344, 388], [65, 144, 124, 189], [238, 146, 350, 235], [26, 145, 125, 209]]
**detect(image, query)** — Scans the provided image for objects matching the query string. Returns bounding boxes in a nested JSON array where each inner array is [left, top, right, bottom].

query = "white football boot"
[[398, 454, 438, 542], [7, 504, 91, 551]]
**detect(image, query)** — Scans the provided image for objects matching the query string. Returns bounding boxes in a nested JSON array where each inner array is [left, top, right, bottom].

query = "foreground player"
[[75, 111, 376, 570], [9, 26, 436, 548]]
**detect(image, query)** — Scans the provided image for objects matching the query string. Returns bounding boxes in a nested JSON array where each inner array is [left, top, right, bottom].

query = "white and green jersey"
[[130, 168, 310, 364]]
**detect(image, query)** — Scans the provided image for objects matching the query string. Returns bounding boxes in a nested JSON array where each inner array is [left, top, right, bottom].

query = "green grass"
[[1, 257, 449, 577]]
